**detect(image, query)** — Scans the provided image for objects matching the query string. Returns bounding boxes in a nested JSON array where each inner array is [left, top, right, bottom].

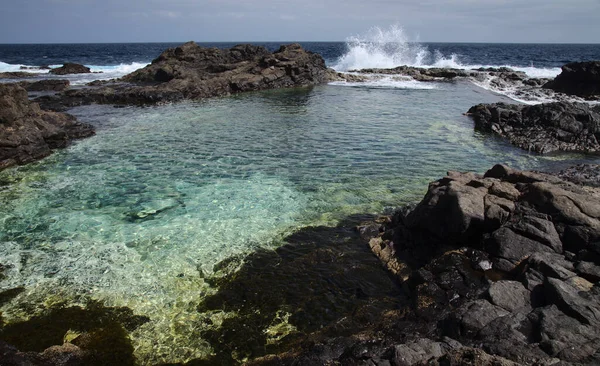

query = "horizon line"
[[1, 41, 600, 46]]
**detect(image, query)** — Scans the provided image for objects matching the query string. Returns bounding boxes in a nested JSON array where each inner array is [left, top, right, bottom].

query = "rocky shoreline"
[[1, 42, 600, 365], [2, 164, 599, 365], [0, 83, 94, 170]]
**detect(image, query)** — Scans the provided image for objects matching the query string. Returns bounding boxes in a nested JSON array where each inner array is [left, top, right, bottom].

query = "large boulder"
[[467, 102, 600, 154], [49, 63, 91, 75], [543, 61, 600, 99], [0, 83, 94, 170]]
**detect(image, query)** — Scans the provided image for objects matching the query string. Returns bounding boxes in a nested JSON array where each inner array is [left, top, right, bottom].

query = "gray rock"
[[488, 280, 531, 311], [544, 277, 600, 325], [575, 261, 600, 282]]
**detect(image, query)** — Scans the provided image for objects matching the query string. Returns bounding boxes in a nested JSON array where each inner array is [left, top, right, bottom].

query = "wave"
[[0, 61, 148, 85], [331, 25, 562, 80]]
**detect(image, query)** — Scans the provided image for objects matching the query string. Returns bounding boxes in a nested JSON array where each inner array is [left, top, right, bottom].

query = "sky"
[[1, 0, 599, 43]]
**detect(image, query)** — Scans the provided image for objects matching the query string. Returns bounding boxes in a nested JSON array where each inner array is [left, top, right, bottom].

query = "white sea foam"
[[330, 75, 438, 90], [0, 61, 51, 74], [331, 25, 565, 102], [0, 60, 148, 85]]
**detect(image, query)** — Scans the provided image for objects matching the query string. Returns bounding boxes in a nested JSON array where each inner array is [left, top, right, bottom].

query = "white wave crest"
[[0, 61, 51, 74], [332, 25, 459, 71]]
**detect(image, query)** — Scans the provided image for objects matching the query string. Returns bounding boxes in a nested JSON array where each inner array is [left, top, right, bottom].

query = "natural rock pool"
[[1, 82, 597, 363]]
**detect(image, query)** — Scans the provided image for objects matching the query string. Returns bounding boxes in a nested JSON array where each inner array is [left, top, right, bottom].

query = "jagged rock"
[[543, 61, 600, 99], [37, 42, 336, 110], [544, 277, 600, 325], [576, 261, 600, 282], [442, 299, 510, 338], [49, 63, 91, 75], [467, 102, 600, 154], [0, 83, 94, 170]]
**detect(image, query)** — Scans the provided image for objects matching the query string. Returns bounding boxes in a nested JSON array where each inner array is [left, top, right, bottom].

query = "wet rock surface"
[[467, 101, 600, 154], [35, 42, 337, 111], [543, 61, 600, 99], [49, 63, 91, 75], [0, 83, 94, 170]]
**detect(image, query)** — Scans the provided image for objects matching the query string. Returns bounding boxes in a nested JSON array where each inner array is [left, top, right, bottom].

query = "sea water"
[[1, 26, 600, 363]]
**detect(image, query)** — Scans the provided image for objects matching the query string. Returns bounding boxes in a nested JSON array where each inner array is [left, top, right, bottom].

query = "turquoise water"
[[1, 82, 597, 363]]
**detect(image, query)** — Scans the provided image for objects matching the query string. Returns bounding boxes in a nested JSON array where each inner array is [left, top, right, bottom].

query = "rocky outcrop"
[[248, 165, 600, 365], [36, 42, 337, 111], [467, 102, 600, 154], [49, 63, 91, 75], [19, 79, 70, 92], [544, 61, 600, 99], [0, 83, 94, 170]]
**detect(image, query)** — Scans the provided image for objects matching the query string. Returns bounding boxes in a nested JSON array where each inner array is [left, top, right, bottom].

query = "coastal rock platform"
[[0, 83, 94, 170], [35, 42, 338, 111], [467, 102, 600, 154]]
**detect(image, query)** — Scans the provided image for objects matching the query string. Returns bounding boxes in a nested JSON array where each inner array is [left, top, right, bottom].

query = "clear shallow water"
[[2, 80, 599, 362]]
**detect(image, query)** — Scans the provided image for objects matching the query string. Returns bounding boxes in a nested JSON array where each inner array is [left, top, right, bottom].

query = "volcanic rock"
[[543, 61, 600, 99], [36, 42, 337, 110], [467, 101, 600, 154], [19, 79, 70, 92], [0, 83, 94, 170], [49, 63, 91, 75]]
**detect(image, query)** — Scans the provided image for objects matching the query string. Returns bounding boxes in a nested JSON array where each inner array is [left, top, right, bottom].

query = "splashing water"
[[332, 25, 460, 71]]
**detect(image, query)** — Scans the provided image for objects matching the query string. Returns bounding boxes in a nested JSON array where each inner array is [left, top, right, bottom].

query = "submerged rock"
[[543, 61, 600, 99], [0, 83, 94, 170], [49, 62, 91, 75], [249, 165, 600, 365], [467, 101, 600, 154], [36, 42, 337, 110]]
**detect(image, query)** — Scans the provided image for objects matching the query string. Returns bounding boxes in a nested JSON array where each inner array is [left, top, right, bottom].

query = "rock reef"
[[467, 102, 600, 154], [0, 83, 94, 170], [36, 42, 337, 111], [544, 61, 600, 99]]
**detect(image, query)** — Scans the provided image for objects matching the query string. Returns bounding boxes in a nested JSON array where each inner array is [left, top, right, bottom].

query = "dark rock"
[[19, 79, 70, 92], [467, 101, 600, 154], [544, 277, 600, 325], [442, 299, 510, 338], [49, 63, 91, 75], [576, 261, 600, 282], [0, 83, 94, 170], [558, 164, 600, 187], [419, 347, 522, 366], [0, 72, 37, 79], [35, 42, 337, 110], [543, 61, 600, 99]]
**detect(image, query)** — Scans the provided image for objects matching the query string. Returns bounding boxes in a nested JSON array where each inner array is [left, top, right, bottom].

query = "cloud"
[[1, 0, 599, 43]]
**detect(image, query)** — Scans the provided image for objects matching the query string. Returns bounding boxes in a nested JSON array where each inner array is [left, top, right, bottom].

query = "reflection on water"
[[1, 82, 598, 363]]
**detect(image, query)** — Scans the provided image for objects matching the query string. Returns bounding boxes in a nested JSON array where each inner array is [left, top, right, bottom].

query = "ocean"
[[1, 27, 600, 364]]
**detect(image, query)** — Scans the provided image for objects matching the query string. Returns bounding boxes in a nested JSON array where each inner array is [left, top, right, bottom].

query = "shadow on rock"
[[189, 215, 406, 364]]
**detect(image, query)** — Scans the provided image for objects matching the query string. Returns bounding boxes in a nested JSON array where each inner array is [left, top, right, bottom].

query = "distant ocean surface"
[[2, 40, 600, 83], [1, 27, 600, 364]]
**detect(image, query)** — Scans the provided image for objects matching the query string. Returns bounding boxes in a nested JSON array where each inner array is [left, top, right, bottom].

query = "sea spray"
[[332, 24, 460, 71]]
